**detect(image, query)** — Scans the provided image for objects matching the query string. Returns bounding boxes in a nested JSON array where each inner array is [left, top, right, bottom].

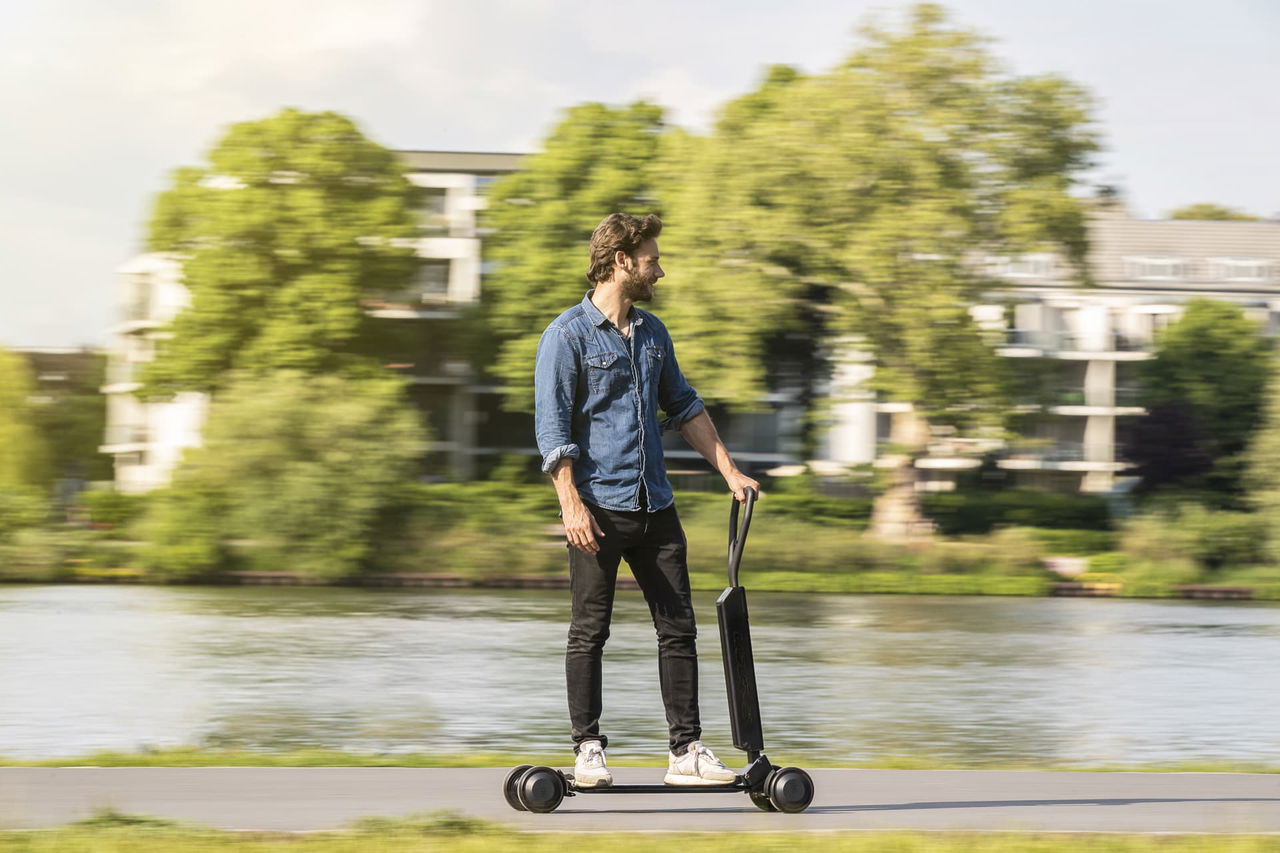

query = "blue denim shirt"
[[534, 291, 705, 512]]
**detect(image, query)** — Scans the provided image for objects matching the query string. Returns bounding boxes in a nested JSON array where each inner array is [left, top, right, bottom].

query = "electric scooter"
[[502, 487, 815, 814]]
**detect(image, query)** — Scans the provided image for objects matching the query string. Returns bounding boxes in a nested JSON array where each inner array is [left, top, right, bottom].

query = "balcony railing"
[[1000, 329, 1152, 355], [104, 425, 148, 446]]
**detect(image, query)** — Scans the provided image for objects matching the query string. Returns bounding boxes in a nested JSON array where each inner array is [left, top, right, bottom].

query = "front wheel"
[[767, 766, 814, 814]]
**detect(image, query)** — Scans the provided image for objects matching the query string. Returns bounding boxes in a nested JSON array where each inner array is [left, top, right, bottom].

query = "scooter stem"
[[727, 487, 757, 589]]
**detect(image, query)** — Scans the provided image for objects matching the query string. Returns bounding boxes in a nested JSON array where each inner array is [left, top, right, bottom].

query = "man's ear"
[[614, 249, 631, 272]]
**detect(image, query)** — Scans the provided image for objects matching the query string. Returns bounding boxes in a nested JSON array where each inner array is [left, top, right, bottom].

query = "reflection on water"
[[2, 584, 1278, 765]]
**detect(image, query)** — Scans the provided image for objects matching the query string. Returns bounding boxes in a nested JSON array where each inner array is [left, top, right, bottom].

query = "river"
[[2, 584, 1277, 765]]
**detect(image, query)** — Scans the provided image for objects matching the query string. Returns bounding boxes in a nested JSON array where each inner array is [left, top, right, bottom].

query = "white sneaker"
[[664, 740, 737, 786], [573, 739, 612, 788]]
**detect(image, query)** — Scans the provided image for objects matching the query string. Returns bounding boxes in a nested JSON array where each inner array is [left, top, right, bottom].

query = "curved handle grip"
[[727, 487, 758, 588]]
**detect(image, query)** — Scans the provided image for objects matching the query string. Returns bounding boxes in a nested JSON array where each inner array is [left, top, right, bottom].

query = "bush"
[[1177, 506, 1269, 570], [922, 489, 1111, 535], [0, 487, 48, 543], [1026, 528, 1116, 555], [78, 490, 148, 530]]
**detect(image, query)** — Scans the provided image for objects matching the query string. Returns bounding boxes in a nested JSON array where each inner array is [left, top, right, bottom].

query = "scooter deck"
[[565, 779, 747, 795]]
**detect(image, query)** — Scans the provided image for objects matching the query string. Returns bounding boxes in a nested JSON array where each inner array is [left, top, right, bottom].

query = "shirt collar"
[[582, 289, 644, 329]]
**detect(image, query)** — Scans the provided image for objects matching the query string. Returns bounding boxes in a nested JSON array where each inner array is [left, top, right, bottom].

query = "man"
[[534, 212, 760, 788]]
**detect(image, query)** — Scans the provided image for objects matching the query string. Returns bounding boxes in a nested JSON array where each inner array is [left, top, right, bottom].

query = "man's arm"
[[678, 410, 760, 502], [549, 458, 605, 554], [534, 327, 604, 553]]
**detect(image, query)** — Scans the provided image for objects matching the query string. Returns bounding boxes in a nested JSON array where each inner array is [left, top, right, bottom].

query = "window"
[[420, 187, 448, 234], [1124, 256, 1188, 281], [475, 175, 501, 194], [988, 254, 1057, 279], [1208, 258, 1274, 282], [417, 260, 451, 300]]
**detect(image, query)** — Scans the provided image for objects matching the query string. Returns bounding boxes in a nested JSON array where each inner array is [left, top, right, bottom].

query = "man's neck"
[[590, 283, 634, 333]]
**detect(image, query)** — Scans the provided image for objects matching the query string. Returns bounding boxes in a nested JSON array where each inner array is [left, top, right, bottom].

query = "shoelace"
[[580, 746, 605, 768], [689, 743, 725, 769]]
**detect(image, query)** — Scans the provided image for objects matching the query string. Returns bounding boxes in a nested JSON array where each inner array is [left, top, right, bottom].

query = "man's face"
[[618, 238, 664, 302]]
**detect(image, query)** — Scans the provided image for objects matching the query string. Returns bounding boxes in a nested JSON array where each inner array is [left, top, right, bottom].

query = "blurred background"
[[1, 1, 1278, 768]]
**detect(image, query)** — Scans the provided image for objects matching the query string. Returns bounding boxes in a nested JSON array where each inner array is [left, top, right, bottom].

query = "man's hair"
[[586, 213, 663, 284]]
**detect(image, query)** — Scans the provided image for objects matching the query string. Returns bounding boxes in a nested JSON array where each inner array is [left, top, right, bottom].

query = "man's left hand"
[[724, 469, 761, 503]]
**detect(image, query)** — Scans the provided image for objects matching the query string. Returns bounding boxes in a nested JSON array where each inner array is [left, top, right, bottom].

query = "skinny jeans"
[[566, 499, 700, 755]]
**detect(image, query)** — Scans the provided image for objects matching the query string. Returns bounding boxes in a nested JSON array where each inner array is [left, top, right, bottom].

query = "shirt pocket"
[[585, 351, 627, 394]]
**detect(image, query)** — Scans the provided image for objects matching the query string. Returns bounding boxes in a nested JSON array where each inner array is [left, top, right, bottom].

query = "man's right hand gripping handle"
[[550, 458, 606, 554]]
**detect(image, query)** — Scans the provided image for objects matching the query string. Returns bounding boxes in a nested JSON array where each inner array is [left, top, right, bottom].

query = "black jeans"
[[566, 500, 700, 755]]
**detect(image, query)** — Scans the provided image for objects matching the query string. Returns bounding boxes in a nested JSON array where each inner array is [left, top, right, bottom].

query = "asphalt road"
[[1, 767, 1278, 834]]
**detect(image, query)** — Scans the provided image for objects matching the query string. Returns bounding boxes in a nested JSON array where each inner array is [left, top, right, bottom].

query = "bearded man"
[[534, 212, 760, 788]]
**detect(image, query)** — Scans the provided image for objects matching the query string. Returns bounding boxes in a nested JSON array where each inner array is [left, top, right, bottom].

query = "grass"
[[0, 811, 1277, 852], [3, 748, 1277, 774], [688, 571, 1050, 596]]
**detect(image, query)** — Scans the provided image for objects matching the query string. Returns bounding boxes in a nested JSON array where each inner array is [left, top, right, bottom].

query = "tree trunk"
[[870, 410, 934, 540]]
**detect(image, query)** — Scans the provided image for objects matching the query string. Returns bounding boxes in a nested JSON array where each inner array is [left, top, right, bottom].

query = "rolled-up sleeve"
[[657, 331, 705, 434], [534, 326, 581, 473]]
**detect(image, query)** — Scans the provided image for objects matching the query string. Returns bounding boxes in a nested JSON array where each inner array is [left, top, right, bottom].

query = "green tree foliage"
[[1247, 355, 1280, 562], [142, 109, 421, 395], [1129, 299, 1271, 505], [142, 372, 427, 580], [705, 4, 1097, 428], [28, 352, 111, 482], [480, 101, 666, 411], [657, 66, 820, 415], [0, 348, 51, 489], [1168, 203, 1260, 222]]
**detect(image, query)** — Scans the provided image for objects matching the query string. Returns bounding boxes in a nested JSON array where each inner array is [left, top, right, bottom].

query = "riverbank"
[[7, 569, 1280, 601]]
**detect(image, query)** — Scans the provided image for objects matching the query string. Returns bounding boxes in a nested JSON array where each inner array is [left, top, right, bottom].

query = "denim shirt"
[[534, 291, 705, 512]]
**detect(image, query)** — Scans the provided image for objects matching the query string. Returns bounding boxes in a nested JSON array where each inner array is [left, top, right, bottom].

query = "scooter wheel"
[[767, 766, 814, 814], [503, 764, 533, 811], [516, 765, 566, 814], [749, 790, 778, 812]]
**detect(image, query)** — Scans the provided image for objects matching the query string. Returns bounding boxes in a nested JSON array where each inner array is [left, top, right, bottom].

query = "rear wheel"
[[749, 790, 778, 812], [503, 764, 533, 811]]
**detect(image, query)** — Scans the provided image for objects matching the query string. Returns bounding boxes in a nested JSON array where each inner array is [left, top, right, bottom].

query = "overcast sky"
[[3, 0, 1277, 348]]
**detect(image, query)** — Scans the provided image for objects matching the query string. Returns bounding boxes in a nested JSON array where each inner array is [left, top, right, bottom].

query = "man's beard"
[[620, 268, 655, 302]]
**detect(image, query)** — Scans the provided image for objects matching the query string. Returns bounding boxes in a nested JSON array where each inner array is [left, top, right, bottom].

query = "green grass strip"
[[0, 810, 1277, 852]]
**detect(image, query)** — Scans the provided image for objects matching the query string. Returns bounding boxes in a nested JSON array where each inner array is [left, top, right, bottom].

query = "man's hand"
[[563, 500, 606, 554], [725, 469, 761, 503]]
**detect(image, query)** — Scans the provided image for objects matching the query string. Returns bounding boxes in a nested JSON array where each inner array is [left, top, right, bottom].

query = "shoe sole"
[[663, 773, 737, 786], [572, 775, 613, 789]]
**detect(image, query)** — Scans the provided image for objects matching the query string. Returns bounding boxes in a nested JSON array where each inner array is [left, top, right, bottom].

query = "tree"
[[656, 66, 832, 445], [670, 4, 1098, 536], [0, 348, 51, 489], [142, 372, 427, 580], [479, 101, 666, 411], [142, 109, 421, 396], [1168, 203, 1260, 222], [1247, 356, 1280, 563], [1130, 299, 1271, 506]]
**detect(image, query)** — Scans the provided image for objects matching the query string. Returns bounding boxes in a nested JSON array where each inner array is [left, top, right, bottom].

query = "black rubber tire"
[[503, 764, 533, 811], [749, 790, 778, 812], [515, 765, 565, 814], [767, 766, 815, 814]]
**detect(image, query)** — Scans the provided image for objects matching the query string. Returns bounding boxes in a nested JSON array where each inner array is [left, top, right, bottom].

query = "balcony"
[[998, 441, 1130, 472], [102, 425, 149, 451]]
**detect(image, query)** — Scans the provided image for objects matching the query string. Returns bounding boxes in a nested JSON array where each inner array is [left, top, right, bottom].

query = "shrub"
[[922, 489, 1111, 535], [78, 490, 148, 530]]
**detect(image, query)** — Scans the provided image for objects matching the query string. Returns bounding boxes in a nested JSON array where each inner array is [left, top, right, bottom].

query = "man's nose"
[[655, 266, 665, 279]]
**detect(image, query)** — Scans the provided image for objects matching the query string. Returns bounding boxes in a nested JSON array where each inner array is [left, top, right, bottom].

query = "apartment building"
[[100, 151, 523, 491], [871, 198, 1280, 494]]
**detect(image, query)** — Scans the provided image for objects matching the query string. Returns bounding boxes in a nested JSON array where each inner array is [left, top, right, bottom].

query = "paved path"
[[2, 767, 1278, 833]]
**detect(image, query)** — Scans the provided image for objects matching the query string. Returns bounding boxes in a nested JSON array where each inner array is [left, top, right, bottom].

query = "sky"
[[2, 0, 1278, 349]]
